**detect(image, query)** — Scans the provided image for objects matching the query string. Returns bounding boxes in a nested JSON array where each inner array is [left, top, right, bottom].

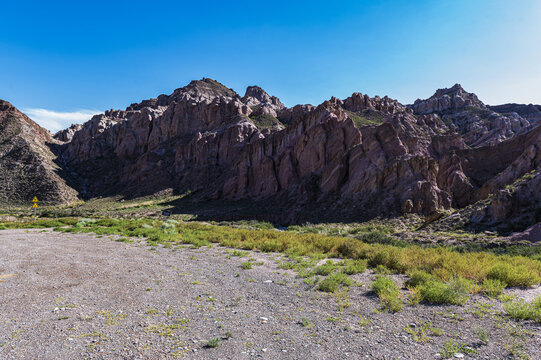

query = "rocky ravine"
[[2, 79, 540, 229]]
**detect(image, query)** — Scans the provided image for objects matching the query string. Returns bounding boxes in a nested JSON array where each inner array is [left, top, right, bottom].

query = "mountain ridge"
[[2, 80, 540, 231]]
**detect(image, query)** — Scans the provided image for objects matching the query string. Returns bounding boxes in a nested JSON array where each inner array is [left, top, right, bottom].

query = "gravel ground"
[[1, 229, 541, 360]]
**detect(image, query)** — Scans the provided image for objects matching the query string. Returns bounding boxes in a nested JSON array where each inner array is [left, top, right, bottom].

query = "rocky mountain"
[[2, 79, 540, 230], [0, 100, 78, 205], [411, 84, 531, 147]]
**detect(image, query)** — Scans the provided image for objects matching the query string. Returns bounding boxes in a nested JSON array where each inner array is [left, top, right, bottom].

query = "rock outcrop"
[[411, 84, 531, 147], [489, 103, 541, 125], [0, 100, 78, 205], [53, 123, 83, 142]]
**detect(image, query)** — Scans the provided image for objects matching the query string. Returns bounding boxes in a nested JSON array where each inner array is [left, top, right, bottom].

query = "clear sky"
[[1, 0, 540, 132]]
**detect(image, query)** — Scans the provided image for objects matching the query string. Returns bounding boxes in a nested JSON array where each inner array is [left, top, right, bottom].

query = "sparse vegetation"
[[504, 296, 541, 323], [475, 326, 489, 344], [403, 321, 442, 342], [345, 109, 386, 128], [418, 278, 472, 305], [241, 261, 253, 270], [318, 272, 353, 293], [481, 278, 506, 298], [342, 259, 367, 275], [440, 339, 476, 358], [3, 217, 540, 294], [372, 276, 403, 312], [205, 337, 221, 348], [248, 113, 283, 131]]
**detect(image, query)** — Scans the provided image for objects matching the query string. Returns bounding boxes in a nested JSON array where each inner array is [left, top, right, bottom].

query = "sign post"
[[32, 197, 39, 220]]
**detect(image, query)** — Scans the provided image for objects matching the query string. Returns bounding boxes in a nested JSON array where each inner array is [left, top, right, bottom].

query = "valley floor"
[[1, 229, 540, 359]]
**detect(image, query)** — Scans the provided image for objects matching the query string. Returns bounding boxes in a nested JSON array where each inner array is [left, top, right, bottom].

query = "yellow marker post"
[[32, 197, 39, 220]]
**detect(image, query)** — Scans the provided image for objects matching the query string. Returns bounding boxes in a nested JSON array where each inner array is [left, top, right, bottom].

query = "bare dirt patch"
[[1, 229, 540, 359]]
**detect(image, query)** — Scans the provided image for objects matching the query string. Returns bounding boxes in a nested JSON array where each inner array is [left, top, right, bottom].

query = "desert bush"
[[94, 218, 119, 227], [372, 276, 403, 312], [318, 272, 353, 293], [342, 259, 367, 275], [504, 295, 541, 323], [373, 264, 391, 275], [487, 263, 540, 287], [405, 270, 437, 288], [75, 218, 97, 227], [481, 278, 506, 297], [368, 247, 407, 272], [314, 261, 338, 276], [205, 337, 221, 348], [418, 278, 470, 305]]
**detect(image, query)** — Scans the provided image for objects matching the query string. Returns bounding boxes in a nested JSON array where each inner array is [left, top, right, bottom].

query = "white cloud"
[[22, 108, 100, 133]]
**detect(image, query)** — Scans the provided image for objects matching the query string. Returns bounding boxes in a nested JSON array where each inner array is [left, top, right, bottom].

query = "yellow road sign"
[[32, 203, 39, 208], [32, 197, 39, 202]]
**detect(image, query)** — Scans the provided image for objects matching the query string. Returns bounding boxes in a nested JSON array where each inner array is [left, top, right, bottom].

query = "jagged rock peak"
[[433, 83, 467, 97], [340, 92, 408, 114], [242, 85, 285, 118], [243, 86, 283, 107], [412, 84, 486, 114], [179, 78, 237, 98], [122, 78, 238, 113]]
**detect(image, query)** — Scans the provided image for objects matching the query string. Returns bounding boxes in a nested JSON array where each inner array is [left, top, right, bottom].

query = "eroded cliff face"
[[26, 79, 540, 226], [53, 80, 453, 217]]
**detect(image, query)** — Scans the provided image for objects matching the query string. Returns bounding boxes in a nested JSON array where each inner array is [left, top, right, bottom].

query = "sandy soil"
[[1, 229, 540, 359]]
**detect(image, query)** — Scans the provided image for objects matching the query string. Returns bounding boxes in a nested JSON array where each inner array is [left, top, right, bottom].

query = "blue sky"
[[1, 0, 540, 131]]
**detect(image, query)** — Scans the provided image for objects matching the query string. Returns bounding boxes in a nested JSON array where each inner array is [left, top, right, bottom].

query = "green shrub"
[[241, 262, 252, 270], [505, 296, 541, 322], [505, 299, 533, 320], [75, 218, 97, 227], [368, 248, 406, 272], [405, 270, 437, 288], [372, 276, 403, 312], [481, 278, 506, 297], [318, 277, 339, 293], [406, 287, 422, 306], [360, 231, 387, 243], [342, 259, 367, 275], [373, 264, 391, 275], [205, 337, 221, 348], [94, 218, 119, 227], [314, 261, 337, 276], [372, 276, 395, 295], [419, 278, 469, 305], [317, 272, 353, 293], [487, 263, 541, 287]]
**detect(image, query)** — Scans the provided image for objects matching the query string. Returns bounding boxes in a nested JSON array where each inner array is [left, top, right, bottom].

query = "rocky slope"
[[0, 100, 78, 205], [411, 84, 532, 147], [2, 79, 540, 229], [489, 103, 541, 124]]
